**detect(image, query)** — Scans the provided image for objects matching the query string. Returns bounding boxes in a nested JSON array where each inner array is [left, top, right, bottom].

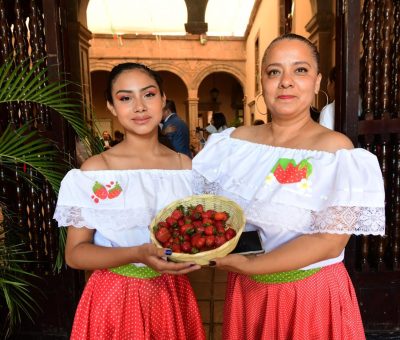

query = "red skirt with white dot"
[[222, 262, 365, 340], [70, 269, 205, 340]]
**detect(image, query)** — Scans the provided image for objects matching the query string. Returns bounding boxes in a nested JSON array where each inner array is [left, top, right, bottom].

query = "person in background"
[[110, 129, 124, 146], [253, 119, 265, 125], [319, 66, 336, 129], [53, 62, 205, 340], [158, 125, 175, 151], [205, 111, 228, 134], [161, 99, 192, 157], [193, 33, 385, 340], [101, 130, 113, 150]]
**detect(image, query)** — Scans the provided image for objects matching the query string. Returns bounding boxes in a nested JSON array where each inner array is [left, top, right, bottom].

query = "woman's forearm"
[[66, 242, 142, 270], [237, 233, 351, 275]]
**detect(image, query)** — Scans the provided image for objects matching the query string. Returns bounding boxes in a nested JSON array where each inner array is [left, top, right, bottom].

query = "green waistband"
[[250, 267, 321, 284], [109, 264, 160, 279]]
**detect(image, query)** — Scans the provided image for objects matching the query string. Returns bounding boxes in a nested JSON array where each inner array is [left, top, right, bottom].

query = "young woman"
[[193, 34, 385, 339], [54, 63, 205, 339]]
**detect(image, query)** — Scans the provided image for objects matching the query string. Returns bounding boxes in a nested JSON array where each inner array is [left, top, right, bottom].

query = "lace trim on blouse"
[[193, 172, 385, 236], [246, 202, 385, 235], [53, 205, 154, 230]]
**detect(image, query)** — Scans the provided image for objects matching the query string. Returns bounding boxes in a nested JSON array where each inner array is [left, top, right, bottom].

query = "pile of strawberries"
[[153, 203, 237, 254]]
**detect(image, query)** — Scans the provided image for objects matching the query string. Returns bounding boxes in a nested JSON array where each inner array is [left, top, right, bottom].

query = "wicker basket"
[[150, 194, 246, 265]]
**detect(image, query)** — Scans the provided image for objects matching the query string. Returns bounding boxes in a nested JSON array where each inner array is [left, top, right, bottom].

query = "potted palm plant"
[[0, 57, 101, 338]]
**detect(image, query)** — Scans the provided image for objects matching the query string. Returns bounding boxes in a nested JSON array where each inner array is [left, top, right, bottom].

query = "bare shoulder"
[[179, 153, 192, 170], [316, 128, 354, 152], [231, 125, 258, 140], [80, 153, 108, 170]]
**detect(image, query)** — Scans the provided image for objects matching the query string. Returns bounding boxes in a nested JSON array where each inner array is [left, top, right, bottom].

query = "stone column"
[[187, 95, 199, 152]]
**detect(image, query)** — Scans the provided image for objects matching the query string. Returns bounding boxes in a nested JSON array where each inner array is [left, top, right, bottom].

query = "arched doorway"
[[197, 72, 244, 131]]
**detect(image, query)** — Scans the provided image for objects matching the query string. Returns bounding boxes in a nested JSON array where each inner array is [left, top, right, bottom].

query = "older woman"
[[193, 33, 385, 340]]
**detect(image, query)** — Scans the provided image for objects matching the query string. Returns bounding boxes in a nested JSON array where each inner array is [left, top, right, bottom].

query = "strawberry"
[[166, 217, 178, 227], [206, 209, 216, 218], [214, 212, 229, 221], [194, 204, 204, 213], [171, 209, 183, 220], [201, 212, 210, 219], [172, 237, 181, 245], [204, 225, 216, 236], [215, 234, 227, 247], [191, 220, 202, 228], [155, 227, 171, 243], [191, 234, 205, 249], [225, 227, 236, 240], [193, 236, 206, 250], [92, 181, 108, 200], [191, 211, 202, 220], [180, 224, 194, 235], [171, 244, 181, 253], [205, 235, 215, 248], [181, 241, 192, 253], [195, 225, 205, 234], [108, 183, 122, 199], [182, 234, 191, 242], [272, 158, 312, 184], [162, 240, 172, 248], [202, 217, 213, 226], [216, 225, 226, 235], [157, 221, 169, 229], [214, 220, 226, 229]]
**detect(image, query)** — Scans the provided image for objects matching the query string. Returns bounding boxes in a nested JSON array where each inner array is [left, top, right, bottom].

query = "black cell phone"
[[230, 230, 265, 255]]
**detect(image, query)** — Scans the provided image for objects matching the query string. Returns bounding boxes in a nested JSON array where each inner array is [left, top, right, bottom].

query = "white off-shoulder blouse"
[[192, 128, 385, 269], [53, 169, 192, 254]]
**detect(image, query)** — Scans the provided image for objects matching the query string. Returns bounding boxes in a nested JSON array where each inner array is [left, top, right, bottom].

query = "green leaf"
[[298, 159, 313, 177], [271, 158, 296, 173], [0, 56, 103, 334]]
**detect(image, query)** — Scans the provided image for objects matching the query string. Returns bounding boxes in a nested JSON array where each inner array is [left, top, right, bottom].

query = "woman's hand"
[[137, 244, 201, 275], [208, 253, 255, 275]]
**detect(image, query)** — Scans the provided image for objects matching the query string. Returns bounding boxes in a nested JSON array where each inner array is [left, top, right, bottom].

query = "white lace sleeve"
[[192, 170, 221, 195], [246, 200, 385, 236], [53, 206, 89, 228], [311, 206, 385, 235], [53, 205, 155, 230]]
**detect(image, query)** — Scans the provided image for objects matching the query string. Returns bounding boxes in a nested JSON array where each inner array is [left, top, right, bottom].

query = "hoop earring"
[[255, 93, 267, 115], [317, 90, 329, 108]]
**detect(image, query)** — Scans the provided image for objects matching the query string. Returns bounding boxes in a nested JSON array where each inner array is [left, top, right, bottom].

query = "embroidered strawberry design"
[[92, 181, 108, 199], [91, 180, 123, 203], [271, 158, 312, 184], [107, 182, 122, 199]]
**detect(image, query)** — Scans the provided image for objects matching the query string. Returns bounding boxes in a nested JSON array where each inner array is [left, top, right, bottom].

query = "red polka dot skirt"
[[70, 269, 206, 340], [222, 262, 365, 340]]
